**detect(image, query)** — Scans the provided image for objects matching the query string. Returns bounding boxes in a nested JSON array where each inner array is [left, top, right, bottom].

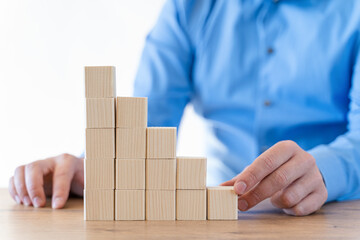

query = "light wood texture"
[[85, 129, 115, 159], [146, 190, 175, 220], [116, 128, 146, 159], [146, 127, 176, 159], [116, 159, 145, 190], [85, 66, 116, 98], [146, 159, 176, 190], [116, 97, 147, 128], [84, 189, 114, 220], [1, 189, 360, 239], [115, 190, 145, 220], [207, 187, 238, 220], [86, 98, 115, 128], [85, 158, 114, 189], [176, 190, 206, 220], [176, 157, 207, 190]]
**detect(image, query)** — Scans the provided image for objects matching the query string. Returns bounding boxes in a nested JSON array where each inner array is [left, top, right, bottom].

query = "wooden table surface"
[[1, 189, 360, 240]]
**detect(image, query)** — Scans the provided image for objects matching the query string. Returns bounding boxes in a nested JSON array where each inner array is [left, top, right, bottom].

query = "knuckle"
[[14, 165, 24, 175], [281, 192, 297, 208], [273, 169, 289, 186], [250, 189, 263, 203], [262, 155, 276, 171], [279, 140, 297, 150], [60, 153, 72, 161], [246, 169, 259, 185], [304, 153, 316, 167], [25, 162, 38, 171]]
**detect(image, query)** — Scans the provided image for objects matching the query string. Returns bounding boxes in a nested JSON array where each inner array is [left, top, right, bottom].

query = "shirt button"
[[267, 47, 274, 54], [264, 100, 272, 107]]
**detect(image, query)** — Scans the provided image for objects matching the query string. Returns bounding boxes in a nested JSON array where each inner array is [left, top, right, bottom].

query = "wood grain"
[[85, 129, 115, 159], [84, 189, 114, 220], [207, 187, 238, 220], [116, 97, 147, 128], [116, 159, 145, 190], [146, 127, 176, 159], [146, 159, 176, 190], [1, 189, 360, 239], [176, 190, 206, 220], [116, 128, 146, 159], [86, 98, 115, 128], [85, 158, 114, 189], [85, 66, 116, 98], [115, 190, 145, 220], [176, 157, 207, 190], [146, 190, 175, 220]]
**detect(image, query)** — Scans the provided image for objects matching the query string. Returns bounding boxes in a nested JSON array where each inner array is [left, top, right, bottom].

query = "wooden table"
[[1, 189, 359, 239]]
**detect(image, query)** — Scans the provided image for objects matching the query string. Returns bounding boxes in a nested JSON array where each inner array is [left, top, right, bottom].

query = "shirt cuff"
[[308, 145, 347, 202]]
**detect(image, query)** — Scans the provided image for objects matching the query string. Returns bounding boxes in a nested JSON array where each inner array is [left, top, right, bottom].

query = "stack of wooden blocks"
[[84, 66, 238, 221], [84, 66, 116, 220]]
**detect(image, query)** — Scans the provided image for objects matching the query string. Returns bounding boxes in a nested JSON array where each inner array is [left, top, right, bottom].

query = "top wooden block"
[[116, 97, 147, 128], [85, 66, 116, 98], [146, 127, 177, 159], [176, 157, 207, 189]]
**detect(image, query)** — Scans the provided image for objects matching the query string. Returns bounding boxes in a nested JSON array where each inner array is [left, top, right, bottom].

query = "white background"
[[0, 0, 206, 188]]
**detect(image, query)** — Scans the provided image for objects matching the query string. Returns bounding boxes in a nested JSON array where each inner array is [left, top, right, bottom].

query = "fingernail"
[[235, 181, 247, 195], [283, 209, 295, 216], [52, 197, 63, 209], [23, 196, 31, 206], [33, 197, 42, 208], [15, 195, 21, 204], [238, 199, 248, 211]]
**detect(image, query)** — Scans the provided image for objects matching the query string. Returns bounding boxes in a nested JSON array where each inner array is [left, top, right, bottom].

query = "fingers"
[[51, 155, 76, 209], [283, 188, 328, 216], [8, 177, 21, 204], [24, 160, 52, 208], [233, 141, 299, 195], [270, 168, 320, 209], [238, 150, 315, 211], [13, 165, 32, 206]]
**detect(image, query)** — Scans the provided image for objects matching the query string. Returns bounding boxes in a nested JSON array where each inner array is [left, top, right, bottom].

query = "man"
[[8, 0, 360, 215]]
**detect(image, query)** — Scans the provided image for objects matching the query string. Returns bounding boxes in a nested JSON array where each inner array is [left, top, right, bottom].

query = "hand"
[[8, 153, 84, 209], [221, 140, 328, 216]]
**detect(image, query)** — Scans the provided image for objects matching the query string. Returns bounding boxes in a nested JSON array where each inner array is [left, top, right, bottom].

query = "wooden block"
[[207, 187, 238, 220], [115, 190, 145, 220], [116, 128, 146, 159], [116, 97, 147, 128], [85, 66, 116, 98], [146, 127, 176, 159], [146, 159, 176, 190], [84, 189, 114, 220], [176, 157, 207, 190], [85, 158, 114, 189], [86, 98, 115, 128], [176, 190, 206, 220], [116, 159, 145, 190], [86, 129, 115, 159], [146, 190, 175, 220]]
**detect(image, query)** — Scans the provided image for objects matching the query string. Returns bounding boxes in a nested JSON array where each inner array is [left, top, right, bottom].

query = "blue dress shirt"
[[133, 0, 360, 202]]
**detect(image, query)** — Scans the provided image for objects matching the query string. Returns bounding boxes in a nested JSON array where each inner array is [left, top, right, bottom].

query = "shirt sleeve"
[[133, 0, 194, 128], [309, 44, 360, 202]]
